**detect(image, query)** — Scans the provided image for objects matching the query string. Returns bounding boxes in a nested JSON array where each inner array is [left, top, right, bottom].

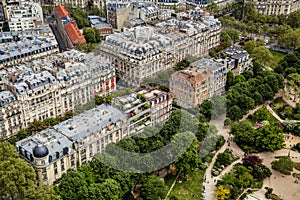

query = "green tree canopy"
[[140, 176, 167, 200]]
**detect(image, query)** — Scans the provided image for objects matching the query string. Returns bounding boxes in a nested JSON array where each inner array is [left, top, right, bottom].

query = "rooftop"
[[0, 90, 16, 107], [172, 68, 212, 85], [0, 27, 58, 65], [55, 6, 70, 19], [65, 22, 86, 44], [2, 50, 113, 95], [16, 104, 125, 161], [190, 58, 226, 73]]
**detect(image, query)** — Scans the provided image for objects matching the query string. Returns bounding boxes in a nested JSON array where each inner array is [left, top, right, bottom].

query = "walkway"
[[202, 116, 245, 200]]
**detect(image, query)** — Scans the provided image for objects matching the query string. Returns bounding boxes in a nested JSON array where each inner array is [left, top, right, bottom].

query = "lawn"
[[166, 169, 205, 200], [270, 50, 287, 66]]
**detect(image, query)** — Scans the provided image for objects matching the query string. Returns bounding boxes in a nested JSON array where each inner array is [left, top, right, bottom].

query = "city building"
[[112, 88, 172, 134], [2, 0, 44, 32], [190, 58, 227, 96], [55, 6, 86, 49], [221, 45, 252, 75], [16, 104, 127, 185], [170, 67, 213, 108], [106, 1, 160, 30], [53, 0, 88, 9], [93, 0, 106, 10], [88, 16, 114, 37], [0, 90, 23, 139], [99, 16, 221, 85], [251, 0, 300, 16], [0, 50, 116, 139], [0, 27, 59, 68], [186, 0, 234, 8], [156, 0, 180, 9], [170, 58, 226, 108]]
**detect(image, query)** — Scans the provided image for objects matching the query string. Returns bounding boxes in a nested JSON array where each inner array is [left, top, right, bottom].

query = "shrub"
[[271, 156, 294, 175]]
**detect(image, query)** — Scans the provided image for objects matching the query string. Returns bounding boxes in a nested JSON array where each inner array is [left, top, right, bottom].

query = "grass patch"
[[167, 169, 205, 200], [270, 50, 287, 66]]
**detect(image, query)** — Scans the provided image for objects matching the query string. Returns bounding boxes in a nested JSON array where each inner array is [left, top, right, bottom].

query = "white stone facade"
[[99, 17, 221, 85], [0, 50, 116, 139]]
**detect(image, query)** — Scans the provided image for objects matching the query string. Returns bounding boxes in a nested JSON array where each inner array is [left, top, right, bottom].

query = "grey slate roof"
[[16, 104, 126, 161]]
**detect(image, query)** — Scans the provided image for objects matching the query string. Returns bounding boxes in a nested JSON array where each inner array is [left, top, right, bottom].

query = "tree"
[[287, 10, 300, 28], [83, 27, 96, 43], [97, 179, 122, 200], [88, 6, 106, 18], [252, 91, 263, 105], [278, 29, 300, 50], [200, 100, 212, 120], [215, 185, 230, 200], [227, 105, 243, 121], [242, 154, 263, 168], [251, 108, 270, 122], [0, 142, 59, 200], [271, 156, 294, 175], [226, 29, 240, 43], [234, 74, 246, 84], [243, 40, 259, 54], [95, 95, 105, 105], [140, 175, 167, 200], [207, 2, 218, 14], [225, 70, 234, 91], [252, 46, 274, 66], [257, 84, 274, 100], [173, 133, 201, 176], [231, 121, 284, 152]]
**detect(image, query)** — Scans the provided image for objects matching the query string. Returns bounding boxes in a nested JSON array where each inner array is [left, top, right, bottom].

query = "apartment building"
[[16, 104, 127, 185], [186, 0, 234, 8], [112, 88, 173, 135], [53, 0, 88, 8], [99, 16, 221, 85], [170, 58, 226, 108], [190, 58, 227, 96], [251, 0, 300, 16], [0, 90, 23, 139], [221, 45, 252, 75], [55, 6, 86, 49], [88, 16, 114, 37], [106, 1, 160, 30], [170, 68, 213, 108], [0, 50, 116, 138], [0, 27, 59, 68], [156, 0, 180, 9], [3, 0, 44, 31]]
